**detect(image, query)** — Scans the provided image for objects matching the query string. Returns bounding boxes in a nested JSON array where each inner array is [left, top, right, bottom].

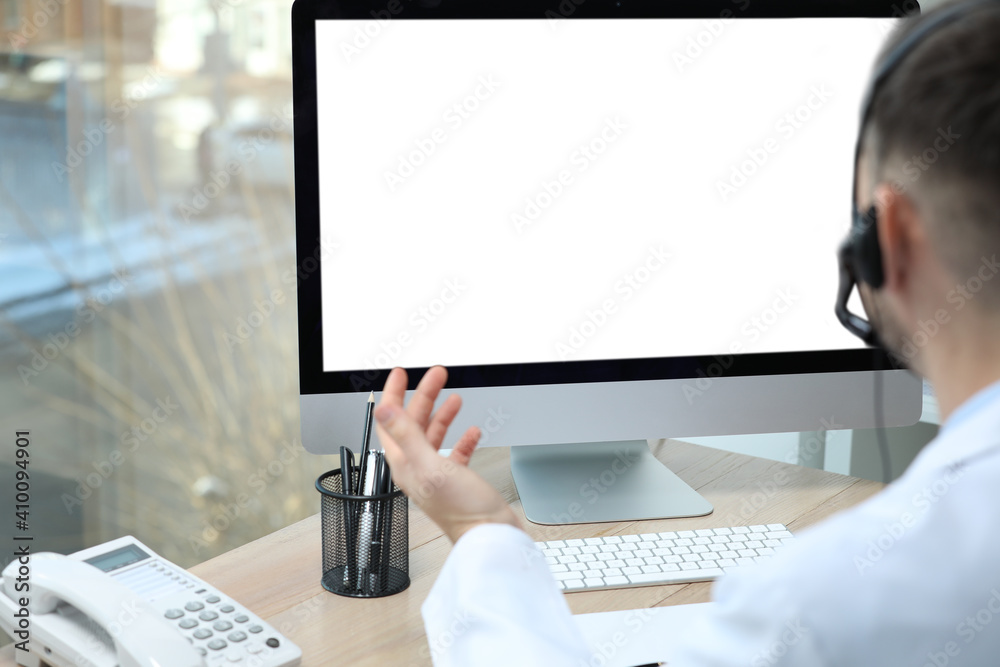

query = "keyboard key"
[[554, 571, 584, 581], [628, 567, 724, 585], [584, 577, 604, 587], [566, 539, 585, 547]]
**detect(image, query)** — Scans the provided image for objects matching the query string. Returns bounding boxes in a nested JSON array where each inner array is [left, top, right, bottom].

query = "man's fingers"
[[449, 425, 481, 467], [380, 367, 408, 411], [374, 402, 434, 463], [425, 393, 462, 450], [406, 366, 448, 428]]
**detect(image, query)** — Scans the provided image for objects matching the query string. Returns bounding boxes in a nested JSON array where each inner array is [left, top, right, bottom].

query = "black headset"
[[835, 0, 998, 345]]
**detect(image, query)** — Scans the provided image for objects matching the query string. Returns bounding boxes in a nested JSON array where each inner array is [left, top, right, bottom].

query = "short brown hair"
[[862, 0, 1000, 292]]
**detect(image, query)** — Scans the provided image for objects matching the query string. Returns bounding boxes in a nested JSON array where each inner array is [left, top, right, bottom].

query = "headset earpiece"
[[852, 205, 885, 289]]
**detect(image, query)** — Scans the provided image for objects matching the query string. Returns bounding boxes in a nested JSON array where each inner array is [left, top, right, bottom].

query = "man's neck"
[[925, 317, 1000, 424]]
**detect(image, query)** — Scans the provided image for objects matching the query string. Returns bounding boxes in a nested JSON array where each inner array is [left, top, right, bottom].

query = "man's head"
[[851, 0, 1000, 375]]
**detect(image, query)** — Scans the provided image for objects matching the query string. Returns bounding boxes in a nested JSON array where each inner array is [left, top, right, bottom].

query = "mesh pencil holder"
[[316, 468, 410, 598]]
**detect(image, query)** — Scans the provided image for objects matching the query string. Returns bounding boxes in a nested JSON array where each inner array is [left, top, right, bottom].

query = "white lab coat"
[[422, 379, 1000, 666]]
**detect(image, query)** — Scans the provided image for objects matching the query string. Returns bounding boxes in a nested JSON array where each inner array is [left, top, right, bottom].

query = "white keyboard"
[[537, 523, 795, 592]]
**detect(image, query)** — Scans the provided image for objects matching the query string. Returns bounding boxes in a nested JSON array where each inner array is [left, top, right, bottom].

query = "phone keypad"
[[155, 584, 289, 662]]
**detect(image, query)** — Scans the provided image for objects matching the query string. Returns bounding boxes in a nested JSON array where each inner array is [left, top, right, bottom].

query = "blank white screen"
[[316, 18, 892, 372]]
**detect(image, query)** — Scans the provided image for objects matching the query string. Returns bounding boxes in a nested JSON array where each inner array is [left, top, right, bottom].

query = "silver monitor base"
[[510, 440, 713, 525]]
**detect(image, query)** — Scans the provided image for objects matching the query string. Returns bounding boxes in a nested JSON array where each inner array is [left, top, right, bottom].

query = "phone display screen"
[[85, 544, 150, 572]]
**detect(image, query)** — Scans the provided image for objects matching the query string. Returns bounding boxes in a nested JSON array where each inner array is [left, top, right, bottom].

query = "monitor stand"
[[509, 440, 713, 525]]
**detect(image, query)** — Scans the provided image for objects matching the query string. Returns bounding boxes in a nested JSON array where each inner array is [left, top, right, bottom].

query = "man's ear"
[[872, 183, 921, 296]]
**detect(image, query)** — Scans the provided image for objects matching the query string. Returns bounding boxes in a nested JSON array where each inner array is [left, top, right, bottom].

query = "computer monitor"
[[291, 0, 922, 524]]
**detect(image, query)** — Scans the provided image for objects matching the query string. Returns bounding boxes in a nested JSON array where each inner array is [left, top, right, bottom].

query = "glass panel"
[[0, 0, 322, 575]]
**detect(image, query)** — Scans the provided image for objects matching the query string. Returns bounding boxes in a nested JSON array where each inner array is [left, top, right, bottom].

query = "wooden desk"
[[1, 440, 883, 666]]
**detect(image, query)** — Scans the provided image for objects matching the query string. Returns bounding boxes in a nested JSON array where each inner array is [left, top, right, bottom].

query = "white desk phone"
[[0, 536, 301, 667]]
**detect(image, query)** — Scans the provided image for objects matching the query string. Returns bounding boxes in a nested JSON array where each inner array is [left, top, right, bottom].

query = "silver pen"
[[355, 449, 379, 590]]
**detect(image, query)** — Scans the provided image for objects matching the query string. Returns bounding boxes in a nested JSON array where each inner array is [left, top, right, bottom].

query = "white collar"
[[904, 377, 1000, 479]]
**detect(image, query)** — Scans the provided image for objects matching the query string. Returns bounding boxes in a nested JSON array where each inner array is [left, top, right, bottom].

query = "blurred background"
[[0, 0, 948, 636], [0, 0, 329, 579]]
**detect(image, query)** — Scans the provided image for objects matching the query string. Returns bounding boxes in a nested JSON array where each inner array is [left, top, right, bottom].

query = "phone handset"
[[3, 553, 204, 667]]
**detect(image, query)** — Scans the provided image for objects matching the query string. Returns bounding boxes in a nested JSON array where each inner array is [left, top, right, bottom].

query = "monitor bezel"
[[291, 0, 911, 395]]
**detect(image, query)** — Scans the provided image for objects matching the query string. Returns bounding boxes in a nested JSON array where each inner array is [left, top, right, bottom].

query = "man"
[[373, 2, 1000, 664]]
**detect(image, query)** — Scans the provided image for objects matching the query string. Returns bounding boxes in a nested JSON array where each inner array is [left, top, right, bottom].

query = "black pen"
[[340, 445, 356, 587], [357, 391, 375, 494], [367, 452, 386, 594], [377, 453, 393, 590], [629, 662, 665, 666]]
